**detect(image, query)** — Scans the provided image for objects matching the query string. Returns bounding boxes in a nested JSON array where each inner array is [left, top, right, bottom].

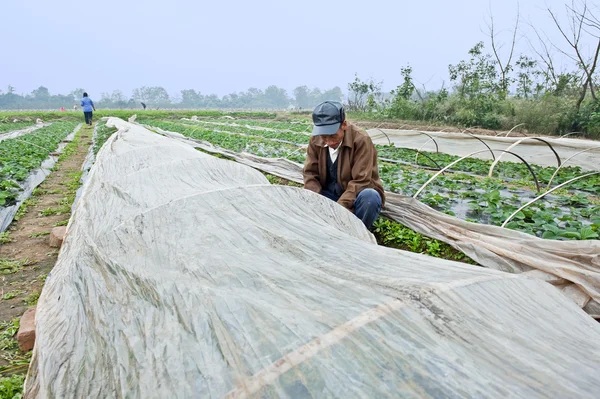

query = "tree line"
[[0, 85, 343, 111]]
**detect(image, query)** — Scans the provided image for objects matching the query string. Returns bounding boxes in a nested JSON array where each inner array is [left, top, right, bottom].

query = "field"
[[133, 115, 600, 240], [0, 109, 598, 394]]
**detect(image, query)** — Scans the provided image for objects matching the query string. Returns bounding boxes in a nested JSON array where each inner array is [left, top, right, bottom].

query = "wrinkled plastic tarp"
[[151, 124, 600, 318], [368, 129, 600, 171], [26, 119, 600, 398]]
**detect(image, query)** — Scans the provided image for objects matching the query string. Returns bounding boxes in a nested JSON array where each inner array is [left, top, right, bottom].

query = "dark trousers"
[[320, 188, 382, 229], [84, 111, 93, 125]]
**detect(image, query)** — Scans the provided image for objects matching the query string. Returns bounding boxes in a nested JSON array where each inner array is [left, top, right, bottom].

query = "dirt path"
[[0, 123, 92, 377]]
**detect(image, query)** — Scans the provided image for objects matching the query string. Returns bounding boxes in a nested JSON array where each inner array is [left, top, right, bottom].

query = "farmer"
[[303, 101, 385, 229], [81, 92, 96, 126]]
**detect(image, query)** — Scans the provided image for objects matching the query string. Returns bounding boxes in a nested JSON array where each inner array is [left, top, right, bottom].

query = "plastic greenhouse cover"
[[368, 129, 600, 171], [25, 119, 600, 398], [149, 122, 600, 318]]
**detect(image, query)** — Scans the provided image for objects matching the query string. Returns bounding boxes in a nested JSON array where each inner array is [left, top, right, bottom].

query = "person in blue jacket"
[[81, 92, 96, 126]]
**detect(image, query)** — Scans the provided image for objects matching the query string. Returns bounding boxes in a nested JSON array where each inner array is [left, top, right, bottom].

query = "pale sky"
[[1, 0, 597, 98]]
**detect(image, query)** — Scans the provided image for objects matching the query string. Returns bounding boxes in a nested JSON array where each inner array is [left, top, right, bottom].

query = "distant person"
[[303, 101, 385, 229], [141, 102, 147, 110], [80, 92, 96, 126], [73, 104, 78, 111]]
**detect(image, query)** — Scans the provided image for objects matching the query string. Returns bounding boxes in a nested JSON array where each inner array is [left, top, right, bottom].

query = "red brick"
[[49, 226, 67, 248], [17, 307, 36, 352]]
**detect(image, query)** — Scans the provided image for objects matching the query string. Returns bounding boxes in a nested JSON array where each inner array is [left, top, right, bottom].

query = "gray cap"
[[312, 101, 345, 136]]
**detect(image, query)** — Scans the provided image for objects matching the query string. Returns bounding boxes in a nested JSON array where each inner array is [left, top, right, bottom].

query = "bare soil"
[[0, 124, 92, 372]]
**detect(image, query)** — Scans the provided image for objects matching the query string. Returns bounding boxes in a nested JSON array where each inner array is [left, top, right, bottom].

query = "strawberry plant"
[[0, 121, 77, 206]]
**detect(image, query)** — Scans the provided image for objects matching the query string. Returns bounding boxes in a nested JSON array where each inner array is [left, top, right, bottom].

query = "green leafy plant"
[[0, 259, 29, 275], [23, 291, 40, 307], [28, 231, 49, 238], [0, 233, 13, 244], [1, 291, 24, 301], [0, 374, 25, 398]]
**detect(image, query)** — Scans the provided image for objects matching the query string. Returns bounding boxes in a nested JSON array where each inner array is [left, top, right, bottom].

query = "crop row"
[[143, 120, 306, 162], [0, 121, 78, 205], [192, 118, 313, 133], [377, 145, 600, 196], [0, 121, 35, 135], [378, 164, 599, 240], [139, 119, 310, 146]]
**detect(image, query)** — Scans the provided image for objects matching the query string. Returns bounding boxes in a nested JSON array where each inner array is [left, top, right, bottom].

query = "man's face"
[[321, 122, 346, 149]]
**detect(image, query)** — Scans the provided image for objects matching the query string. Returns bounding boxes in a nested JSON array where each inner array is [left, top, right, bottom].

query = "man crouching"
[[303, 101, 385, 229]]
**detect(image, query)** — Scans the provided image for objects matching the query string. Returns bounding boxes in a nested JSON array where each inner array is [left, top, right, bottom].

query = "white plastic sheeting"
[[26, 119, 600, 398], [368, 129, 600, 171], [149, 124, 600, 318], [0, 121, 48, 144]]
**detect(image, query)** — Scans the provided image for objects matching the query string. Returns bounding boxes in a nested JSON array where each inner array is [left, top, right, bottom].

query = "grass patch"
[[40, 204, 70, 217], [45, 250, 58, 258], [0, 233, 12, 245], [53, 219, 68, 227], [0, 259, 29, 275], [1, 291, 24, 301], [13, 198, 38, 222], [23, 291, 40, 307], [0, 319, 19, 352], [28, 231, 49, 238], [31, 187, 47, 196], [57, 134, 80, 163], [64, 171, 82, 193]]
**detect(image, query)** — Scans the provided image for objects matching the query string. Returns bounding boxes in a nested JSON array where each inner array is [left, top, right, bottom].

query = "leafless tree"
[[526, 24, 561, 90], [548, 0, 600, 109], [484, 5, 520, 96]]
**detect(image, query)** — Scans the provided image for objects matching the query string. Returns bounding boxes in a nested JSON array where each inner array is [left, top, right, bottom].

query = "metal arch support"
[[546, 147, 600, 190], [413, 149, 541, 199], [408, 149, 444, 171], [495, 123, 526, 137], [413, 150, 492, 199], [414, 131, 440, 165], [502, 172, 600, 228], [488, 137, 562, 178], [461, 129, 496, 161], [530, 138, 562, 167], [383, 148, 444, 171], [490, 150, 541, 193], [374, 129, 392, 145], [416, 131, 440, 153], [558, 132, 583, 139]]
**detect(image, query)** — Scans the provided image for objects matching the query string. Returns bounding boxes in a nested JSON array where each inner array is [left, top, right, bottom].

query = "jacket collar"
[[340, 123, 354, 148]]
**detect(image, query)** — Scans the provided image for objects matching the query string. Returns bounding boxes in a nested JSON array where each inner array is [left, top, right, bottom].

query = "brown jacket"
[[303, 123, 385, 209]]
